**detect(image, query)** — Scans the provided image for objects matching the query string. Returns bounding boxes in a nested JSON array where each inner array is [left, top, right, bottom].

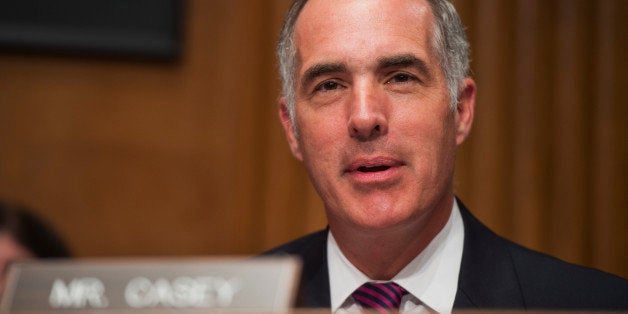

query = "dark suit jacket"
[[263, 199, 628, 310]]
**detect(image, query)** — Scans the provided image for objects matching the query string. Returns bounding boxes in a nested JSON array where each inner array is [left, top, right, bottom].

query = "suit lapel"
[[293, 200, 526, 308], [454, 199, 525, 308], [296, 230, 331, 308]]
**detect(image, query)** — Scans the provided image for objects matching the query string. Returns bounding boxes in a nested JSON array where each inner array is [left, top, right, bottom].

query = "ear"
[[455, 78, 476, 146], [279, 98, 303, 161]]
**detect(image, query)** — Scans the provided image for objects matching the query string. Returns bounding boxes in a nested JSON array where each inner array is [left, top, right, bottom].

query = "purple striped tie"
[[352, 282, 407, 313]]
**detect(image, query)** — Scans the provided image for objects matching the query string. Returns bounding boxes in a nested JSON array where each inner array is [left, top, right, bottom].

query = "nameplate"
[[0, 257, 301, 313]]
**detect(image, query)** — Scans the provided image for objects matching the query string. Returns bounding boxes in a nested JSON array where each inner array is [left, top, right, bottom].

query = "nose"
[[347, 83, 388, 141]]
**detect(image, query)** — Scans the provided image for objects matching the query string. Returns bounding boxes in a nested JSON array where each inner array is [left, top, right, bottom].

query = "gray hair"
[[277, 0, 470, 126]]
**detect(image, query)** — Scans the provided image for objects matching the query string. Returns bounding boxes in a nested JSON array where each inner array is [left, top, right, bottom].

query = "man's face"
[[280, 0, 475, 233], [0, 234, 31, 296]]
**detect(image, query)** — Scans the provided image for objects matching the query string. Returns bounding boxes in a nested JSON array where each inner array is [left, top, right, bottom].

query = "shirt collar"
[[327, 199, 465, 313]]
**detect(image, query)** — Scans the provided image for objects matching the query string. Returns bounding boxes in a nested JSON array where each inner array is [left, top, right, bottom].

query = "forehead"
[[294, 0, 435, 70]]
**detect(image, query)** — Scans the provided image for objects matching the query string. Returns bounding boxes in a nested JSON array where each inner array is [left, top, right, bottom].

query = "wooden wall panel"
[[453, 0, 627, 277], [0, 0, 624, 278], [510, 0, 545, 251]]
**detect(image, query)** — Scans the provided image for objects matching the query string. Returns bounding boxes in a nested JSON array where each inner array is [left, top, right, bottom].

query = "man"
[[264, 0, 628, 312]]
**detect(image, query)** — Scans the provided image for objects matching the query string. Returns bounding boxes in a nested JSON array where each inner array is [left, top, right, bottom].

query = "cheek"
[[395, 109, 457, 167], [395, 110, 451, 144], [297, 107, 345, 152], [296, 115, 345, 175]]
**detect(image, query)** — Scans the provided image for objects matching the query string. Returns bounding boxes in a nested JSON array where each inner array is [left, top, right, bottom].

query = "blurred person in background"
[[0, 200, 70, 295]]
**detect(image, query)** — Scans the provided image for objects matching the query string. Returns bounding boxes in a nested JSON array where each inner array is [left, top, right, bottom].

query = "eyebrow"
[[301, 62, 347, 91], [377, 54, 432, 81], [299, 54, 432, 91]]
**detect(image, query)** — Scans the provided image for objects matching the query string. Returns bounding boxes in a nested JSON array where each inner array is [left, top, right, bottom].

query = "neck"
[[330, 196, 454, 280]]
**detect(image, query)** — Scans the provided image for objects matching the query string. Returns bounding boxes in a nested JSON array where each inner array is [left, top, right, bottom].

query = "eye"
[[386, 73, 417, 84], [314, 80, 341, 92]]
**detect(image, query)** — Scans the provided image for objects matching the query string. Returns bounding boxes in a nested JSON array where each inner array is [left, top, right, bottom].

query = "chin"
[[347, 208, 416, 232]]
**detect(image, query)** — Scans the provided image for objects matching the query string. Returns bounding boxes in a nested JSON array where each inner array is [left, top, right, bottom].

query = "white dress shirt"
[[327, 199, 465, 313]]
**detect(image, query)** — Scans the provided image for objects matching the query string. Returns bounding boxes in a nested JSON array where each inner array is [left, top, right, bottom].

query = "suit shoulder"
[[507, 241, 628, 309], [456, 200, 627, 309], [261, 229, 328, 256]]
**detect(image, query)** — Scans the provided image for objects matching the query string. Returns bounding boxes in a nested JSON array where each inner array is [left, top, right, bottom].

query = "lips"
[[344, 157, 405, 188], [346, 157, 403, 173]]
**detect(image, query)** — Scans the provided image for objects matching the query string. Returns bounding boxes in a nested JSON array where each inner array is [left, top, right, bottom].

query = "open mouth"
[[357, 165, 391, 172], [346, 157, 403, 178]]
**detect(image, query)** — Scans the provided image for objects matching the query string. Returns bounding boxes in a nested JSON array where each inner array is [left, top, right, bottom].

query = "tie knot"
[[352, 282, 407, 312]]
